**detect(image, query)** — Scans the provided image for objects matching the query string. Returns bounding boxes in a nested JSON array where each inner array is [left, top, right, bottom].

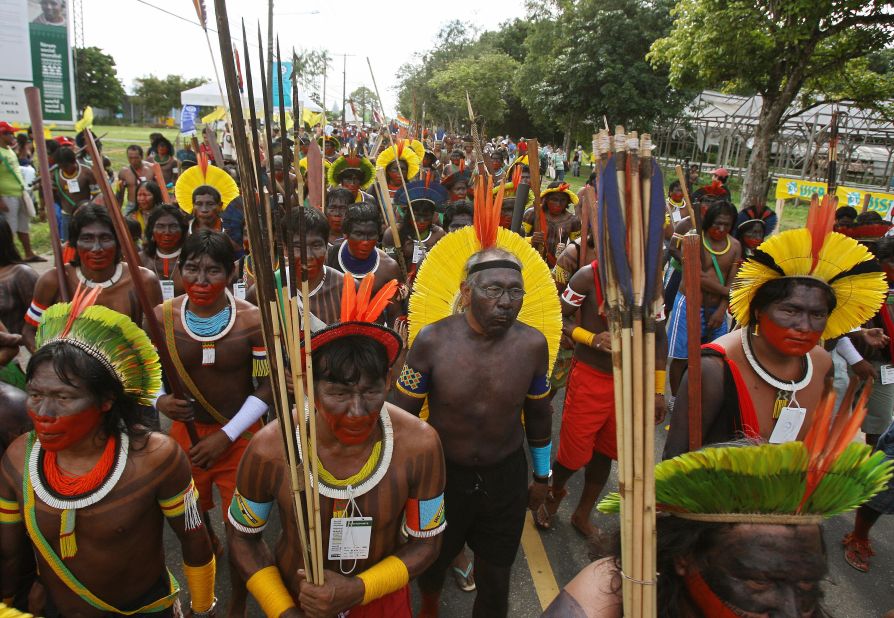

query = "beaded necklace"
[[338, 242, 380, 278], [181, 289, 237, 365], [701, 234, 731, 256], [30, 431, 129, 559], [76, 263, 123, 289], [741, 328, 813, 419]]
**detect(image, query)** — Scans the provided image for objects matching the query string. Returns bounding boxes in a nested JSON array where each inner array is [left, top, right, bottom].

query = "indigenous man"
[[442, 201, 474, 233], [665, 220, 886, 457], [543, 440, 891, 617], [153, 230, 272, 615], [327, 203, 403, 316], [115, 145, 155, 209], [174, 157, 240, 242], [22, 204, 163, 351], [736, 199, 777, 237], [537, 259, 666, 535], [148, 136, 179, 188], [324, 188, 352, 246], [387, 181, 448, 280], [247, 207, 348, 330], [51, 147, 95, 242], [440, 165, 471, 203], [228, 278, 446, 617], [376, 142, 420, 198], [0, 294, 216, 617], [524, 182, 582, 268], [319, 135, 341, 163], [690, 166, 731, 204], [666, 201, 741, 402], [394, 248, 554, 618], [328, 150, 376, 203], [141, 204, 189, 301]]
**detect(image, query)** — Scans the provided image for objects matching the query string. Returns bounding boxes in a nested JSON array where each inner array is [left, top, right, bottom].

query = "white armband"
[[561, 286, 586, 307], [222, 395, 269, 441], [835, 336, 863, 366], [152, 385, 166, 410]]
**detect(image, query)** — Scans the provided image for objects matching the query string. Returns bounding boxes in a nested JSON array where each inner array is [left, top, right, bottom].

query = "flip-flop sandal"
[[842, 532, 873, 572], [452, 561, 476, 592]]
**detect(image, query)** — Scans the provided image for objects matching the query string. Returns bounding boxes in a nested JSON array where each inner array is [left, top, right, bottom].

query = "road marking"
[[521, 511, 560, 609]]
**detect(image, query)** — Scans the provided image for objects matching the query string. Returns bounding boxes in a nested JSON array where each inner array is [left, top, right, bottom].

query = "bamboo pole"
[[675, 165, 698, 231], [152, 162, 171, 203], [682, 234, 703, 452], [24, 87, 69, 301], [374, 168, 409, 281]]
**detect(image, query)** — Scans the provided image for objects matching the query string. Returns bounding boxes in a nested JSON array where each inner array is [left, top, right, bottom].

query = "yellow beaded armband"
[[357, 556, 410, 605], [655, 370, 667, 395], [0, 497, 21, 525], [246, 566, 296, 618], [571, 327, 596, 347], [183, 556, 216, 613]]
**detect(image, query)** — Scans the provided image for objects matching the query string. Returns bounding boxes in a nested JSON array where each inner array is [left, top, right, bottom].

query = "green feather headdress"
[[598, 441, 892, 524], [35, 285, 162, 406]]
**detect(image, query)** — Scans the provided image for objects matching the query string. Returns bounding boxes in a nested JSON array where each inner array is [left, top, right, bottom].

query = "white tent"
[[180, 82, 323, 112]]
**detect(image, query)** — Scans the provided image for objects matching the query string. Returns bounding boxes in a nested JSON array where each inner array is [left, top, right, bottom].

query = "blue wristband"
[[529, 443, 552, 478]]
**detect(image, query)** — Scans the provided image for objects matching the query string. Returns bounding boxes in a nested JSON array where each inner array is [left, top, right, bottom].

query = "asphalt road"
[[161, 392, 894, 617]]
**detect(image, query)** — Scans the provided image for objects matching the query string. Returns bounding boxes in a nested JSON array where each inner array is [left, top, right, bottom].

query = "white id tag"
[[160, 280, 175, 301], [881, 364, 894, 385], [769, 407, 806, 444], [66, 178, 80, 193], [412, 241, 426, 264], [671, 208, 682, 224], [233, 281, 246, 300], [327, 516, 372, 560], [139, 176, 147, 183]]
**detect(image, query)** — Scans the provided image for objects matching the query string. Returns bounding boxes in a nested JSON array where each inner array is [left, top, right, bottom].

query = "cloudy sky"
[[79, 0, 527, 114]]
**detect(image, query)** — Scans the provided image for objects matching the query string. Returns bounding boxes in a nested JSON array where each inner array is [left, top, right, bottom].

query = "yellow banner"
[[835, 186, 894, 218], [774, 177, 828, 201], [776, 177, 894, 217], [302, 109, 322, 127], [74, 106, 93, 133], [201, 106, 227, 124]]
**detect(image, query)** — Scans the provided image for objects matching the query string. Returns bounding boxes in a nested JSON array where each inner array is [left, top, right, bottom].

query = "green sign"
[[29, 23, 74, 122]]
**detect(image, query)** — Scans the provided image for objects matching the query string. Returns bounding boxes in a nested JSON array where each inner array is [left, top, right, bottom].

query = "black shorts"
[[431, 447, 528, 569]]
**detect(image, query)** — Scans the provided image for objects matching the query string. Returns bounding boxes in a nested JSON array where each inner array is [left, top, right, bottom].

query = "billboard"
[[0, 0, 77, 123]]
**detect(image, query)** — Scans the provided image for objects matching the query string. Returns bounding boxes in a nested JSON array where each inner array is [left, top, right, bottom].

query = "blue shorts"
[[867, 422, 894, 514], [667, 292, 728, 359]]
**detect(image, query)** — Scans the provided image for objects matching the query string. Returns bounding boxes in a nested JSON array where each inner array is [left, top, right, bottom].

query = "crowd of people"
[[0, 113, 892, 618]]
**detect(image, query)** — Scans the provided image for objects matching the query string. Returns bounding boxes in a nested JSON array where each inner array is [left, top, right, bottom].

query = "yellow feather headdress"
[[729, 196, 886, 339], [375, 140, 421, 181], [174, 155, 239, 214]]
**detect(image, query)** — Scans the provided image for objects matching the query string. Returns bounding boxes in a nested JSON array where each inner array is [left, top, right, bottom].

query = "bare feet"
[[570, 511, 595, 538]]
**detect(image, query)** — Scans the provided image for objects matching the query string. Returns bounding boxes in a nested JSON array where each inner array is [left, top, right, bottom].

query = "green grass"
[[54, 124, 181, 170]]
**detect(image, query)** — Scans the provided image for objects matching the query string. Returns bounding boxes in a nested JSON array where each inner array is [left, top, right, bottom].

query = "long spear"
[[192, 0, 229, 115], [214, 0, 320, 582], [527, 139, 547, 256], [465, 92, 488, 177], [82, 131, 199, 445], [24, 87, 69, 301]]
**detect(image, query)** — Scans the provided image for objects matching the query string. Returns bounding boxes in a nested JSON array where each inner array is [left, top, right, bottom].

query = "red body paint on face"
[[328, 216, 344, 235], [78, 246, 116, 272], [293, 257, 324, 282], [320, 409, 379, 445], [759, 313, 821, 355], [184, 280, 228, 307], [29, 405, 104, 451], [547, 202, 566, 216], [153, 231, 182, 252], [415, 221, 432, 233], [348, 239, 377, 260], [499, 215, 513, 229], [744, 236, 762, 249], [707, 227, 728, 241]]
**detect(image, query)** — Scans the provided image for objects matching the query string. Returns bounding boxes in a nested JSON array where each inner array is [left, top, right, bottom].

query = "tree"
[[349, 86, 377, 123], [429, 53, 520, 129], [515, 0, 690, 150], [133, 74, 208, 120], [294, 49, 332, 106], [649, 0, 894, 207], [74, 47, 125, 110]]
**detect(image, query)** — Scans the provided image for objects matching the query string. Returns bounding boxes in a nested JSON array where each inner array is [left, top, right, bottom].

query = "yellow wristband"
[[246, 566, 296, 618], [357, 555, 410, 605], [655, 370, 667, 395], [183, 556, 216, 613], [571, 327, 596, 348]]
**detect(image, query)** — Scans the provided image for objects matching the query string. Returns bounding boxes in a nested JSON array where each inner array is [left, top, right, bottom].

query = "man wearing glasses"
[[392, 248, 553, 618]]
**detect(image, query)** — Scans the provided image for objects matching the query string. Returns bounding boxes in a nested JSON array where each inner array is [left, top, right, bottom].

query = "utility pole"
[[341, 54, 347, 129]]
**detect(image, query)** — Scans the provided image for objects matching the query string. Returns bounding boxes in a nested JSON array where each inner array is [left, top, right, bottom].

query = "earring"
[[753, 323, 760, 337]]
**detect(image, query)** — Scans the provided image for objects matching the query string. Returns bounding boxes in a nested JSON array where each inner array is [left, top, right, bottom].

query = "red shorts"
[[169, 420, 258, 518], [344, 586, 410, 617], [556, 360, 617, 469]]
